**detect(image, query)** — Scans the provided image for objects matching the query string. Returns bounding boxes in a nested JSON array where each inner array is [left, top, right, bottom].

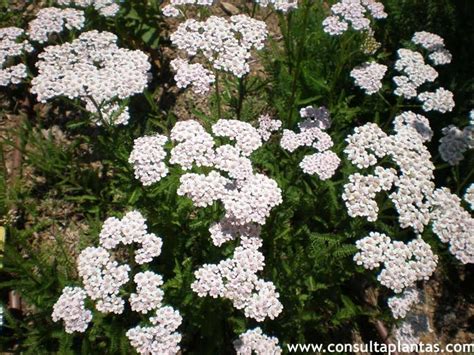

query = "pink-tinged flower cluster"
[[192, 223, 283, 322], [412, 31, 452, 66], [170, 58, 215, 95], [388, 288, 420, 319], [126, 306, 183, 354], [429, 188, 474, 264], [53, 211, 183, 354], [234, 327, 282, 354], [31, 30, 150, 125], [27, 7, 85, 43], [0, 27, 33, 86], [162, 0, 213, 18], [281, 106, 340, 180], [52, 287, 92, 333], [171, 15, 267, 78], [323, 0, 387, 36], [354, 233, 438, 293], [255, 0, 298, 12], [129, 134, 169, 186], [56, 0, 120, 17], [344, 121, 435, 232], [350, 61, 387, 95]]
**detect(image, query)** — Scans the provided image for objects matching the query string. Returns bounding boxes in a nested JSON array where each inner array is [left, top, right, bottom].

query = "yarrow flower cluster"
[[254, 0, 298, 12], [412, 31, 452, 66], [126, 306, 183, 354], [387, 288, 420, 319], [393, 48, 438, 99], [464, 184, 474, 210], [162, 0, 213, 18], [192, 234, 283, 322], [438, 113, 473, 165], [130, 119, 283, 322], [354, 232, 438, 293], [53, 211, 183, 354], [56, 0, 120, 17], [0, 27, 33, 86], [344, 121, 435, 232], [350, 61, 387, 95], [77, 246, 131, 314], [417, 87, 455, 113], [323, 0, 387, 36], [27, 7, 85, 43], [129, 134, 169, 186], [171, 15, 267, 78], [429, 188, 474, 264], [52, 287, 92, 333], [170, 58, 215, 95], [257, 114, 282, 141], [234, 327, 282, 354], [280, 106, 340, 180], [129, 271, 164, 314], [31, 30, 150, 125]]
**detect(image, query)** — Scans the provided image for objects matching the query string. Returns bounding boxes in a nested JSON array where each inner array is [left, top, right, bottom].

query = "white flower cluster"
[[281, 107, 340, 180], [132, 119, 283, 322], [342, 167, 397, 222], [52, 287, 92, 333], [255, 0, 298, 12], [129, 271, 164, 314], [429, 188, 474, 264], [257, 114, 282, 141], [323, 0, 387, 36], [234, 327, 282, 355], [56, 0, 120, 17], [192, 239, 283, 321], [417, 87, 455, 113], [212, 119, 263, 156], [438, 112, 474, 165], [170, 58, 215, 95], [393, 48, 438, 99], [162, 0, 213, 18], [31, 30, 150, 125], [171, 15, 267, 78], [387, 288, 420, 319], [299, 151, 341, 180], [129, 134, 169, 186], [126, 306, 183, 355], [99, 211, 163, 264], [169, 119, 282, 224], [412, 31, 452, 66], [209, 217, 261, 247], [170, 120, 216, 169], [350, 61, 387, 95], [344, 121, 435, 232], [464, 184, 474, 210], [354, 233, 438, 293], [393, 111, 433, 142], [27, 7, 85, 43], [77, 246, 131, 314], [0, 27, 32, 86], [53, 212, 183, 353]]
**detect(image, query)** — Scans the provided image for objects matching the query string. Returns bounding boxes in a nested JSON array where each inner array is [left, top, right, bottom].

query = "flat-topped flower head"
[[56, 0, 120, 17], [27, 7, 85, 43], [31, 30, 150, 125]]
